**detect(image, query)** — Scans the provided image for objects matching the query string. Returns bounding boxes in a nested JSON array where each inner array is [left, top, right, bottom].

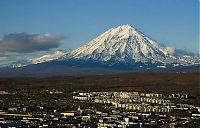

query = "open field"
[[0, 73, 199, 95]]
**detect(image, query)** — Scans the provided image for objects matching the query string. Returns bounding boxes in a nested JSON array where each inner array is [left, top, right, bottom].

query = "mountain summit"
[[68, 24, 198, 67]]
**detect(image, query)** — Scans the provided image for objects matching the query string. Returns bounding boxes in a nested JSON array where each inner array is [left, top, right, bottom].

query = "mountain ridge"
[[2, 24, 199, 72]]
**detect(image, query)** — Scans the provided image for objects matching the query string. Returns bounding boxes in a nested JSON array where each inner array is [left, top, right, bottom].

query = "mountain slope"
[[31, 50, 68, 64], [10, 50, 68, 68]]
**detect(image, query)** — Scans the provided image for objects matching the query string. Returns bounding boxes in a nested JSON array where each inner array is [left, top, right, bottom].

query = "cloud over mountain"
[[0, 33, 64, 53]]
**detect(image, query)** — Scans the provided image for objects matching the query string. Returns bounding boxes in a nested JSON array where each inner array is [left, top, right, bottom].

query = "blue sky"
[[0, 0, 199, 64]]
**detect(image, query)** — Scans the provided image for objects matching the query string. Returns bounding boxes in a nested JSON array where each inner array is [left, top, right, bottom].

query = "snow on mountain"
[[69, 24, 198, 66], [10, 50, 68, 68], [31, 50, 68, 64]]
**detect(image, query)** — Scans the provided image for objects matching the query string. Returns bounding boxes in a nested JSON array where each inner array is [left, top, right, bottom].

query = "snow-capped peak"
[[69, 24, 179, 65]]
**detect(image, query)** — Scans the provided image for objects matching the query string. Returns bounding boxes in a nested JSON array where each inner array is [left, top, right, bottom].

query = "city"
[[0, 88, 199, 128]]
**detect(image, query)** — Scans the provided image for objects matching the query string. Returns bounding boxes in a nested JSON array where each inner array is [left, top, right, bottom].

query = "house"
[[61, 111, 75, 117], [8, 107, 17, 111]]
